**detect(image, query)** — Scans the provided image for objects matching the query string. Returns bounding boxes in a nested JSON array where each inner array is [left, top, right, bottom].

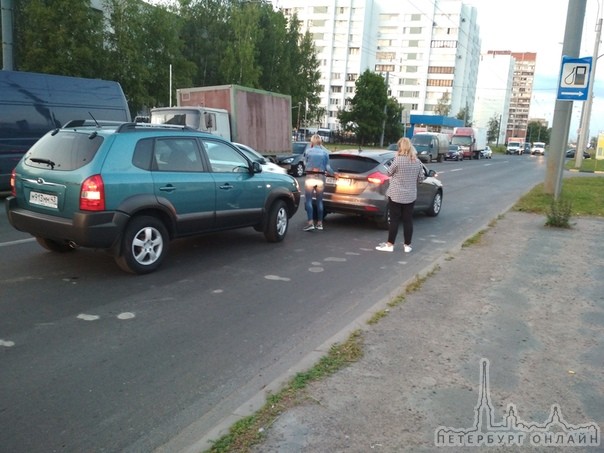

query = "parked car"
[[445, 144, 463, 161], [276, 141, 309, 177], [322, 149, 443, 229], [6, 121, 301, 274], [234, 142, 287, 174], [565, 149, 591, 159], [481, 145, 493, 159]]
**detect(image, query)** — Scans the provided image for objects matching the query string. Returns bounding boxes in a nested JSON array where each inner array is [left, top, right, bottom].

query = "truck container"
[[411, 132, 450, 163], [0, 70, 131, 191], [151, 84, 292, 156], [451, 127, 487, 159]]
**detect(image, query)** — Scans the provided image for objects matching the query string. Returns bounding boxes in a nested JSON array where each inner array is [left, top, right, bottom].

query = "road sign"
[[557, 56, 592, 101]]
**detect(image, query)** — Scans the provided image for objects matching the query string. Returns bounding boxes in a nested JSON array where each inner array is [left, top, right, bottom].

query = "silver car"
[[322, 149, 443, 229]]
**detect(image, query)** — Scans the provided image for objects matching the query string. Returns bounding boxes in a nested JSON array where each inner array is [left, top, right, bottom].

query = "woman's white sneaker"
[[376, 243, 394, 252]]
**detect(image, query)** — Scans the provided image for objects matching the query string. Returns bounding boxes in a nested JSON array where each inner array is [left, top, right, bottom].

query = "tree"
[[433, 92, 451, 116], [526, 121, 549, 144], [338, 70, 388, 145], [220, 1, 263, 87], [384, 98, 404, 144], [14, 0, 105, 77], [487, 114, 500, 143], [456, 106, 472, 126]]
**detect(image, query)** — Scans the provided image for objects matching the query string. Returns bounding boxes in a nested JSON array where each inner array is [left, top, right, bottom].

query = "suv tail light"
[[367, 172, 389, 185], [80, 174, 105, 211], [10, 168, 16, 196]]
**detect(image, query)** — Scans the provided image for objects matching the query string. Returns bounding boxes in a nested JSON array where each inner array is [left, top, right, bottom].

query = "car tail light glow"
[[10, 169, 16, 196], [367, 172, 389, 185], [80, 174, 105, 211]]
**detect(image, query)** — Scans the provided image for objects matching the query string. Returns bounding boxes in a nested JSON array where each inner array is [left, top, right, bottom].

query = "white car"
[[234, 142, 287, 174], [481, 145, 493, 159]]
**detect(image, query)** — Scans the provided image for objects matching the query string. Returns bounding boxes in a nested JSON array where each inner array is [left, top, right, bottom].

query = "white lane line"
[[0, 339, 15, 347], [0, 238, 36, 247]]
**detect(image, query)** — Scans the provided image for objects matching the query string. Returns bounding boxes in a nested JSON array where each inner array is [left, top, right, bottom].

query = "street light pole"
[[575, 17, 602, 168]]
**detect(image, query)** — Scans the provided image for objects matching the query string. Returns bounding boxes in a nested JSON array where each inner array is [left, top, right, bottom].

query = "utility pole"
[[379, 72, 389, 148], [575, 17, 602, 169], [544, 0, 587, 197]]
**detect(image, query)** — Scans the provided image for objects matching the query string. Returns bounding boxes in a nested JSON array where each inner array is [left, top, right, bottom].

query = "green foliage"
[[545, 199, 572, 228], [338, 70, 388, 145], [14, 0, 105, 77], [487, 114, 500, 143], [384, 98, 404, 144], [514, 177, 604, 218], [9, 0, 322, 120], [526, 121, 549, 144], [433, 92, 450, 116]]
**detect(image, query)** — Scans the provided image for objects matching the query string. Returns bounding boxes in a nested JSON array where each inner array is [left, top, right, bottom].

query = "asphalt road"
[[0, 154, 546, 452]]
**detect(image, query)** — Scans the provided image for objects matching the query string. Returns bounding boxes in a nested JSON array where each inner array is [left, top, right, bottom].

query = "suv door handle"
[[159, 184, 176, 192], [219, 183, 234, 190]]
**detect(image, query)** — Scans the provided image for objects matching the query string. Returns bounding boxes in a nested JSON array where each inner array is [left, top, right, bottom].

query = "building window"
[[346, 73, 358, 81], [377, 51, 396, 60], [375, 64, 395, 72], [431, 40, 458, 49], [428, 66, 454, 74], [348, 47, 360, 55], [400, 78, 418, 85], [313, 6, 328, 14], [329, 98, 340, 105], [407, 40, 420, 47], [346, 86, 354, 93], [399, 91, 420, 97], [427, 79, 453, 87], [312, 33, 325, 40], [331, 72, 341, 80], [378, 39, 392, 47], [331, 86, 342, 93], [404, 27, 422, 34], [405, 66, 418, 73], [309, 19, 326, 27]]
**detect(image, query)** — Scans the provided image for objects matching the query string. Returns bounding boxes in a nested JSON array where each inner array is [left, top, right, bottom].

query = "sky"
[[466, 0, 603, 141]]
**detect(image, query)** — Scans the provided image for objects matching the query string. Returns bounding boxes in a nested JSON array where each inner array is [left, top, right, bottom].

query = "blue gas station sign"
[[557, 56, 592, 101]]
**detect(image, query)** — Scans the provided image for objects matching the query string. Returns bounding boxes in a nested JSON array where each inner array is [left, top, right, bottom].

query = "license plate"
[[326, 177, 352, 186], [29, 191, 58, 209]]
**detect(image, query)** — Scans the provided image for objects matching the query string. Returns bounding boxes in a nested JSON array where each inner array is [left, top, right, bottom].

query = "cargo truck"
[[506, 137, 525, 155], [450, 127, 487, 159], [150, 84, 292, 156]]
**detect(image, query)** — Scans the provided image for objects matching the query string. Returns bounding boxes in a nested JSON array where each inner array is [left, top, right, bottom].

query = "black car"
[[322, 149, 443, 229], [276, 141, 309, 177], [565, 149, 591, 159], [445, 144, 463, 161]]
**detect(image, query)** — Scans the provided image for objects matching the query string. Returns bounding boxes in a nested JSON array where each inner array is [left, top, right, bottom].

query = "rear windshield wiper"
[[29, 157, 56, 169]]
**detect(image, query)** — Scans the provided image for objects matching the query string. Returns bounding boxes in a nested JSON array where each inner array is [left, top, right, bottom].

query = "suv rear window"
[[24, 131, 104, 171]]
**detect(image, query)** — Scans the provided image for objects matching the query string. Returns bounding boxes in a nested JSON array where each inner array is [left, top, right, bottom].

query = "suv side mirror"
[[251, 161, 262, 173]]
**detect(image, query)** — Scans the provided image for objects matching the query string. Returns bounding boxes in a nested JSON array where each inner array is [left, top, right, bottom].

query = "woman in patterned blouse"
[[376, 137, 425, 253]]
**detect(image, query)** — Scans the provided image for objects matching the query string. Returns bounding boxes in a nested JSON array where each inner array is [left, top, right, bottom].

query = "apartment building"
[[473, 52, 515, 145], [487, 51, 536, 142], [276, 0, 481, 132]]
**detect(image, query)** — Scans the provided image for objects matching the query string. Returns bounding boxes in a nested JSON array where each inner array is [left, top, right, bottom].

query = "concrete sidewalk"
[[249, 211, 604, 452]]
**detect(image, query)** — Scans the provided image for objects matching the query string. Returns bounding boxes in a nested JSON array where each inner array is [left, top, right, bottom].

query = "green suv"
[[6, 121, 300, 274]]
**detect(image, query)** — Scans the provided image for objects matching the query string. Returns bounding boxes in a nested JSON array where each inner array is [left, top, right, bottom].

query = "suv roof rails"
[[115, 123, 197, 133], [63, 119, 125, 128]]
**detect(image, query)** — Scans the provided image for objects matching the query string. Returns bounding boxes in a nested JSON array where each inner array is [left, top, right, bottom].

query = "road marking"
[[0, 238, 36, 247], [0, 339, 15, 347], [77, 314, 100, 321], [264, 275, 291, 281]]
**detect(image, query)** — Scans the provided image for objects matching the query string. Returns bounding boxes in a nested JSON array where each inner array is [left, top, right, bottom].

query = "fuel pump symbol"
[[565, 65, 588, 86]]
